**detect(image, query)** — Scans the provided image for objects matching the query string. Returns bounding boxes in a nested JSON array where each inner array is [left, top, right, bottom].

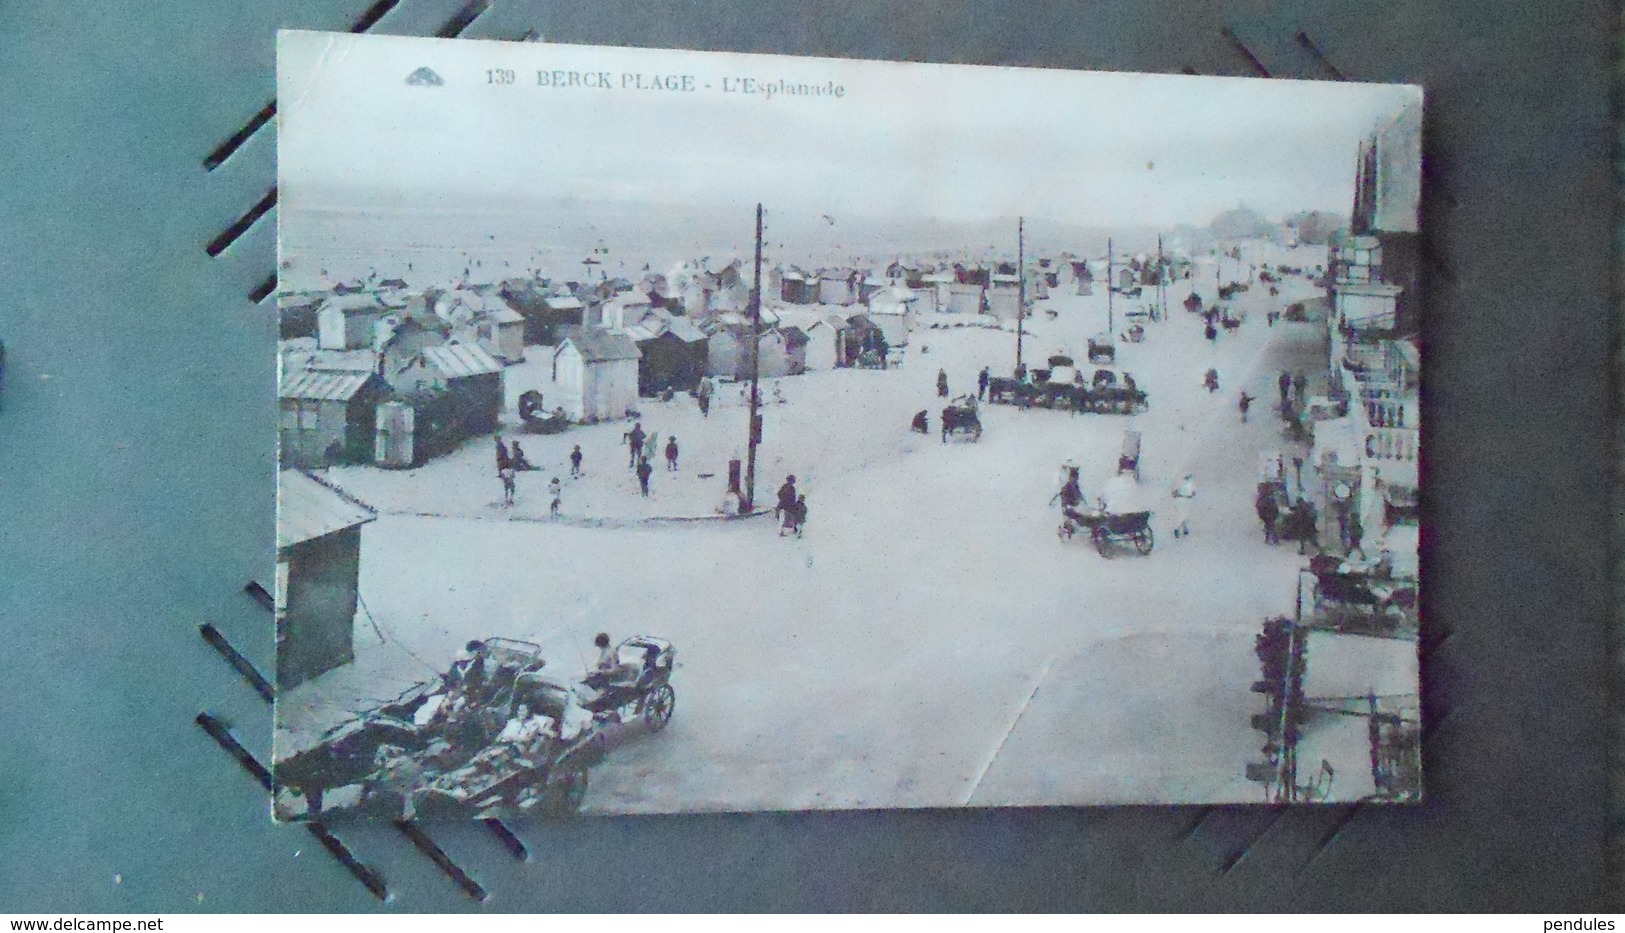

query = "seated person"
[[497, 703, 545, 746], [584, 633, 640, 691]]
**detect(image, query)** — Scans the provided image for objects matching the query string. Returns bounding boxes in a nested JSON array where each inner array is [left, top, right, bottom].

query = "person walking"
[[665, 436, 679, 471], [495, 435, 511, 473], [779, 496, 799, 537], [499, 461, 516, 506], [1292, 498, 1318, 555], [643, 431, 659, 467], [776, 474, 798, 524], [1204, 320, 1218, 343], [1171, 473, 1196, 538], [636, 457, 653, 497], [569, 444, 583, 477], [1278, 371, 1292, 406], [977, 366, 990, 401], [547, 476, 561, 517], [937, 368, 949, 398], [697, 376, 712, 418], [1292, 371, 1308, 403], [1239, 390, 1255, 422], [791, 493, 808, 538], [510, 440, 531, 471], [625, 422, 646, 469], [1256, 485, 1280, 544]]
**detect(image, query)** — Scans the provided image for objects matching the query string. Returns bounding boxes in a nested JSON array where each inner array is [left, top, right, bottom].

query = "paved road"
[[284, 257, 1358, 811]]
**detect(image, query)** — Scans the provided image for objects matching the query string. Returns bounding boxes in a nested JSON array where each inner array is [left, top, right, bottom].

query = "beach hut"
[[601, 291, 655, 330], [840, 313, 883, 366], [817, 270, 857, 306], [275, 470, 377, 689], [479, 304, 526, 364], [631, 316, 709, 395], [866, 286, 917, 344], [944, 282, 984, 315], [779, 268, 816, 304], [316, 293, 389, 351], [376, 313, 448, 387], [705, 318, 755, 381], [421, 343, 504, 434], [778, 326, 811, 375], [278, 368, 387, 469], [385, 341, 505, 447], [552, 328, 641, 422], [801, 316, 844, 370]]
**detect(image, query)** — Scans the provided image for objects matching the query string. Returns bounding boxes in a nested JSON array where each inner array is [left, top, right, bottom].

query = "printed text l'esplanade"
[[721, 77, 846, 100]]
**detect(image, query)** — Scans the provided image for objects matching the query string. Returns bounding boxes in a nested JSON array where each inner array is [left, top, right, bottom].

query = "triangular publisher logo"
[[405, 67, 444, 87]]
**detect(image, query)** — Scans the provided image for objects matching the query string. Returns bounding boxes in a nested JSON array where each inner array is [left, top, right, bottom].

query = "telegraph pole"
[[1015, 216, 1025, 369], [1157, 234, 1167, 321], [1106, 237, 1115, 335], [744, 203, 764, 513]]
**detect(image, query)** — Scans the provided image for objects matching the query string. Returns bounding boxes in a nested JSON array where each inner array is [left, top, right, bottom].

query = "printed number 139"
[[487, 69, 515, 85]]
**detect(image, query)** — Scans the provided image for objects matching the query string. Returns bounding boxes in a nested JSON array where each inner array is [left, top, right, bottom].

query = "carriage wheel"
[[1135, 528, 1154, 555], [641, 684, 676, 732], [1092, 527, 1111, 558]]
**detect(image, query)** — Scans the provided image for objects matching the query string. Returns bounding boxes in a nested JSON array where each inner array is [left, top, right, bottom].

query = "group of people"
[[1255, 481, 1321, 554], [623, 421, 682, 498], [495, 435, 576, 516], [1050, 463, 1196, 538], [1276, 369, 1311, 416], [494, 435, 529, 505]]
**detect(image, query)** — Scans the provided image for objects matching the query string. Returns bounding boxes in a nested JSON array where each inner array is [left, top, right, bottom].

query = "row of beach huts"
[[276, 252, 1173, 470]]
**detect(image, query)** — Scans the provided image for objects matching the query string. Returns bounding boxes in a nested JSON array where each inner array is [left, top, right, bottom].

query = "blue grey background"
[[0, 0, 1615, 912]]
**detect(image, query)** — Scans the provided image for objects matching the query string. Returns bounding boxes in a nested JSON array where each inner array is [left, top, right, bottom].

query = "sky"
[[278, 30, 1420, 243]]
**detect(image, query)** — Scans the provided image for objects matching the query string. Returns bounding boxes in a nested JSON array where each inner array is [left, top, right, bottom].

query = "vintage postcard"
[[272, 30, 1423, 819]]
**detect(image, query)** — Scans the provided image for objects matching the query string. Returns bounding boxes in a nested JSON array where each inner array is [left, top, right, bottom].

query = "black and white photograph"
[[272, 30, 1423, 820]]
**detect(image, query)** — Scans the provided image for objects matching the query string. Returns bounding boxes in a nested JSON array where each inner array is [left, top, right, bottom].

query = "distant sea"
[[278, 197, 1184, 294]]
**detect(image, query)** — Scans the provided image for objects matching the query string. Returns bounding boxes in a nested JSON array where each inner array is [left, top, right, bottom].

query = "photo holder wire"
[[197, 2, 541, 903], [195, 577, 528, 902]]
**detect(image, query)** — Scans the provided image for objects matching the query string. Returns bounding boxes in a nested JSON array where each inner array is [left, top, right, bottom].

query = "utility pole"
[[1157, 234, 1166, 321], [1016, 216, 1025, 370], [743, 203, 764, 513], [1106, 237, 1115, 335]]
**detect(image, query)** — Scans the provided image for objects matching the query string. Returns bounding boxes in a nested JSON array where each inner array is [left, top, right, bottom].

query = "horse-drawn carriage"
[[941, 395, 983, 442], [1059, 508, 1155, 557], [518, 390, 571, 434], [986, 374, 1037, 407], [274, 636, 677, 821], [1304, 556, 1419, 635], [1070, 368, 1148, 415]]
